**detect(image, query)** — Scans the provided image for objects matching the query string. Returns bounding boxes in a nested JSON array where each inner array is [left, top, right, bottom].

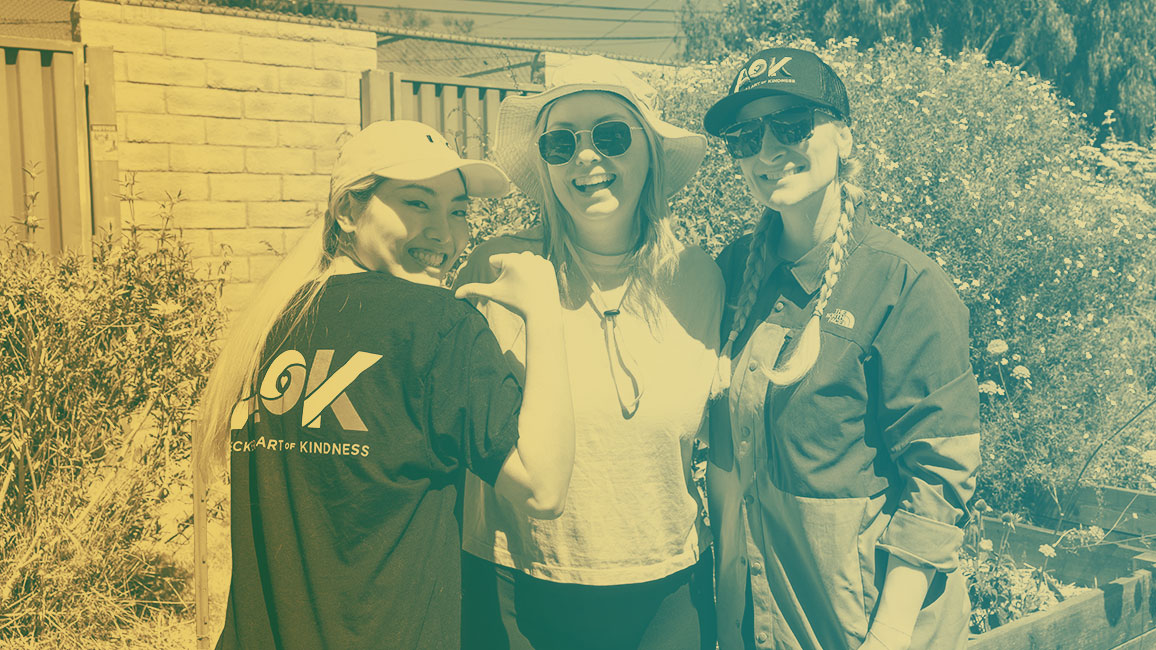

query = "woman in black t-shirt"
[[195, 120, 575, 650]]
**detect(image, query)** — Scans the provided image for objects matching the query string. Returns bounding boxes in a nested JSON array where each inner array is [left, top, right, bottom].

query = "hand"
[[455, 251, 560, 320], [856, 622, 912, 650]]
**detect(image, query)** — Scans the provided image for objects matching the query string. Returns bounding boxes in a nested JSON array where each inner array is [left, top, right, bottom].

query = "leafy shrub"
[[469, 38, 1156, 517], [0, 188, 226, 637]]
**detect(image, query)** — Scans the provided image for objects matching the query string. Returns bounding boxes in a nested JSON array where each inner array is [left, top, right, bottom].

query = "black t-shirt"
[[216, 273, 522, 650]]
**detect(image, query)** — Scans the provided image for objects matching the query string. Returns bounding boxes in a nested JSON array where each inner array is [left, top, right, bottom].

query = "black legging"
[[462, 549, 716, 650]]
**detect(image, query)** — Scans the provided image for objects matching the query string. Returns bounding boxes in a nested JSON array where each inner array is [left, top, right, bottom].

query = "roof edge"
[[85, 0, 679, 66]]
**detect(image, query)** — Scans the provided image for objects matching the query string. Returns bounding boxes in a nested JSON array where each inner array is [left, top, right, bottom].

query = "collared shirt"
[[708, 206, 980, 650]]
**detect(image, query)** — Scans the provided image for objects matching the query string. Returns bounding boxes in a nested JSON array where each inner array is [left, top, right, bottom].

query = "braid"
[[712, 212, 776, 396], [765, 180, 858, 386]]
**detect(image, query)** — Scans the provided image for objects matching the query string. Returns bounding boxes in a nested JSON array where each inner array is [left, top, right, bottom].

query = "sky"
[[351, 0, 715, 61]]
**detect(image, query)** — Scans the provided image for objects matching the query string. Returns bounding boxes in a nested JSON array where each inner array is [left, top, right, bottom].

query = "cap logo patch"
[[734, 56, 795, 93]]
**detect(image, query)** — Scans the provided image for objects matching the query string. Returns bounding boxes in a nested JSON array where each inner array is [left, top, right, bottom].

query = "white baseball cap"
[[330, 120, 510, 200]]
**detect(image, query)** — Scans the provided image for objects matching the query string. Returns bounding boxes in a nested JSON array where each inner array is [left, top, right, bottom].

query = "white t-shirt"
[[456, 229, 724, 585]]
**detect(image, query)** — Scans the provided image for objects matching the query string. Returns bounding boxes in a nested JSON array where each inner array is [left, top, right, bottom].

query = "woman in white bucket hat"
[[456, 55, 723, 649], [196, 120, 576, 650]]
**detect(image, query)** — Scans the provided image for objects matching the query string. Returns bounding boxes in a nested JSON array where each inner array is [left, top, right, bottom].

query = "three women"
[[206, 45, 979, 650]]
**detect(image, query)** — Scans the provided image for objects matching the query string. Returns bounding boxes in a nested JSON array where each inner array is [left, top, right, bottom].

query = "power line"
[[585, 0, 664, 46], [459, 0, 714, 14], [493, 34, 674, 40], [358, 4, 680, 23]]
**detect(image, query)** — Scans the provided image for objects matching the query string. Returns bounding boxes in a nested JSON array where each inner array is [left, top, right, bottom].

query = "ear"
[[834, 122, 853, 161], [334, 208, 357, 235]]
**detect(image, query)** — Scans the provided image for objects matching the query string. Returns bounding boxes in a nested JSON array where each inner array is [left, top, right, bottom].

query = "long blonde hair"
[[193, 176, 381, 475], [716, 158, 864, 391], [531, 92, 680, 324]]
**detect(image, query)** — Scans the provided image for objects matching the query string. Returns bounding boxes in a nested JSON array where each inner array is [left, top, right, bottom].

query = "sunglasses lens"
[[539, 129, 576, 165], [721, 119, 764, 158], [591, 121, 633, 157], [766, 108, 815, 145]]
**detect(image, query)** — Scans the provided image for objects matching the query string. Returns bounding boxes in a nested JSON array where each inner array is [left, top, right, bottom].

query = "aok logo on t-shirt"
[[230, 349, 382, 431]]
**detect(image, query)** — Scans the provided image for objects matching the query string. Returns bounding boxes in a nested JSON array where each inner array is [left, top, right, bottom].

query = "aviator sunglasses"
[[538, 120, 644, 165], [721, 106, 836, 159]]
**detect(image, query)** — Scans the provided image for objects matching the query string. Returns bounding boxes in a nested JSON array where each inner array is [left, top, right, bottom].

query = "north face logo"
[[825, 309, 855, 329], [230, 349, 382, 431]]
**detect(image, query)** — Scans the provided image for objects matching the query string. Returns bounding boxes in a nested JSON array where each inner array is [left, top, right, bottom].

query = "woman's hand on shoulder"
[[455, 251, 560, 321]]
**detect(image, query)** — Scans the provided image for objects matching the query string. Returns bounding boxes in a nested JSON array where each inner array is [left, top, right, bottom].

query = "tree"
[[679, 0, 802, 62], [679, 0, 1156, 142]]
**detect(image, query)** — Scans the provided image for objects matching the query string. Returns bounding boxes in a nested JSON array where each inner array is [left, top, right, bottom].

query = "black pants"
[[462, 550, 716, 650]]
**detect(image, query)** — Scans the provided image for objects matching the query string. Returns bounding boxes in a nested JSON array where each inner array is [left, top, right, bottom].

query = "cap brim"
[[372, 157, 511, 199], [704, 88, 814, 136]]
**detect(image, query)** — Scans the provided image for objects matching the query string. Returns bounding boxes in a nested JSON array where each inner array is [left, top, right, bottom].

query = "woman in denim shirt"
[[703, 48, 981, 650]]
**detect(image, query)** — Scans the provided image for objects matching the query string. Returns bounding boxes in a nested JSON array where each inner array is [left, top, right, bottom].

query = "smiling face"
[[735, 96, 852, 211], [542, 92, 650, 248], [336, 171, 470, 286]]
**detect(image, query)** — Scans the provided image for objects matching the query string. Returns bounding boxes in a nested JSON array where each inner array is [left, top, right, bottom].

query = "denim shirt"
[[708, 207, 981, 650]]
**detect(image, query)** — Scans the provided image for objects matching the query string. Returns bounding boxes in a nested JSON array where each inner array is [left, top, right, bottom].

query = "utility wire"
[[458, 0, 717, 14], [584, 0, 665, 46], [358, 3, 679, 23]]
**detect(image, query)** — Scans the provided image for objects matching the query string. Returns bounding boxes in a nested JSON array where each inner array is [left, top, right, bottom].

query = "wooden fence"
[[360, 70, 543, 159], [1, 36, 118, 254]]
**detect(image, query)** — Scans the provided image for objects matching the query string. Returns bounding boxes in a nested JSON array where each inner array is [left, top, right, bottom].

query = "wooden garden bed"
[[967, 485, 1156, 649]]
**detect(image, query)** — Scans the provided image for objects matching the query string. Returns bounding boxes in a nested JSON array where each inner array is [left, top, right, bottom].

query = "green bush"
[[470, 38, 1156, 517], [0, 190, 226, 637]]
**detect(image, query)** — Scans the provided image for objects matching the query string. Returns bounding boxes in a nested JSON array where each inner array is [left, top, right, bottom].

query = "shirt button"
[[744, 493, 754, 505], [773, 301, 785, 312], [742, 426, 751, 439], [738, 440, 750, 455], [748, 360, 758, 371], [757, 632, 769, 644], [739, 556, 748, 566], [751, 561, 763, 575]]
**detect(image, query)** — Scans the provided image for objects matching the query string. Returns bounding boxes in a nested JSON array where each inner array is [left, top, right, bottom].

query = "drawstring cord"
[[563, 239, 644, 417]]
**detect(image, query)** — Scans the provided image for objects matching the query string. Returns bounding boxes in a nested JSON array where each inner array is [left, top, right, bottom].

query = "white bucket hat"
[[493, 55, 707, 204]]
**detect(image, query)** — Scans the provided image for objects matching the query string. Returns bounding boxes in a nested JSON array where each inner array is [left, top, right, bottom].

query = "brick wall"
[[74, 0, 377, 310]]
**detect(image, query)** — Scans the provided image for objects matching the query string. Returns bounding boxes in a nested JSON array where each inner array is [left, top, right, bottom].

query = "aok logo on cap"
[[734, 56, 794, 92]]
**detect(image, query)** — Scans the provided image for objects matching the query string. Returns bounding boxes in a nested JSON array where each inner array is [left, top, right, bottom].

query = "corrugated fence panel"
[[1, 37, 94, 255], [361, 70, 543, 164]]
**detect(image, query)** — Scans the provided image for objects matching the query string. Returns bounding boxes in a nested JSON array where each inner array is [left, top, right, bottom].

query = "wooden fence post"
[[84, 46, 119, 241]]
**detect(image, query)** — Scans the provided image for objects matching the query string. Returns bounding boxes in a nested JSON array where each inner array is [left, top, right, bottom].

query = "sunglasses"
[[538, 120, 644, 165], [720, 106, 834, 159]]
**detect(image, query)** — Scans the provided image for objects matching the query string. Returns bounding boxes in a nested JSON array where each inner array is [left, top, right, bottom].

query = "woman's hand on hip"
[[455, 251, 560, 321]]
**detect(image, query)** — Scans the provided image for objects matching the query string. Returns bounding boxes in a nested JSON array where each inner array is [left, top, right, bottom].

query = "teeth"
[[573, 173, 615, 188], [763, 167, 803, 180], [410, 249, 446, 267]]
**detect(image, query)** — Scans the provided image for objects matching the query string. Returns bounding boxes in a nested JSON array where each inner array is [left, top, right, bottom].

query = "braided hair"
[[714, 159, 863, 392]]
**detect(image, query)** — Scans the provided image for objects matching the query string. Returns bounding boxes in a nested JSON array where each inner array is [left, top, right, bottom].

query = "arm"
[[861, 267, 981, 649], [456, 252, 575, 519]]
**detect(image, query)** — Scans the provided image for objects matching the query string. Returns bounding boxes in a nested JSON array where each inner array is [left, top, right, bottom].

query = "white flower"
[[979, 539, 994, 552], [1039, 544, 1056, 558], [1141, 450, 1156, 467], [987, 339, 1009, 355], [978, 380, 1005, 396], [1011, 365, 1031, 380]]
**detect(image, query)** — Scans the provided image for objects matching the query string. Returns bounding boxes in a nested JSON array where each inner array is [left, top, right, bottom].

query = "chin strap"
[[563, 239, 644, 418]]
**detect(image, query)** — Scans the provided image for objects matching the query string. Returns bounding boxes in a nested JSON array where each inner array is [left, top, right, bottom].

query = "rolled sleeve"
[[871, 264, 981, 572]]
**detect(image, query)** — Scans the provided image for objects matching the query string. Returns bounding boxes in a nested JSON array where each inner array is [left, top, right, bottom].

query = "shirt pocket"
[[761, 481, 871, 649]]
